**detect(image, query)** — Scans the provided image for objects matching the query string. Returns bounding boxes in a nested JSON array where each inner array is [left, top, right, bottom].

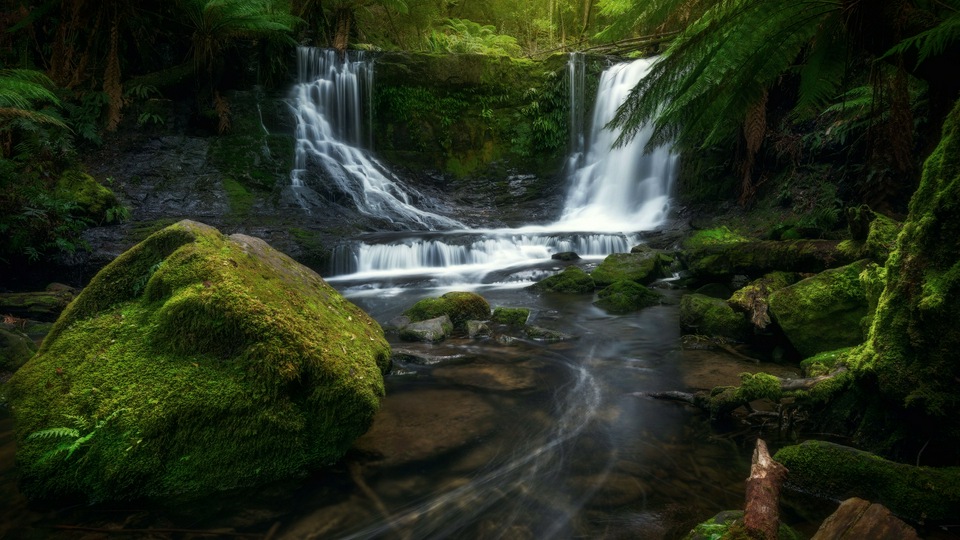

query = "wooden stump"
[[744, 439, 788, 539]]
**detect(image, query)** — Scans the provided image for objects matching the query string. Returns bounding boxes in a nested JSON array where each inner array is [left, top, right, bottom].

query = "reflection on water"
[[0, 286, 809, 539]]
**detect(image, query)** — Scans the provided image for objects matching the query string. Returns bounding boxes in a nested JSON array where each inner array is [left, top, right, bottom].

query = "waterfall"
[[556, 57, 677, 233], [317, 53, 677, 285], [289, 47, 463, 229]]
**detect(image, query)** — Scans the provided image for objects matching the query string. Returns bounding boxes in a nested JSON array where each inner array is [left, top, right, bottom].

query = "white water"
[[294, 52, 677, 286], [290, 47, 463, 229]]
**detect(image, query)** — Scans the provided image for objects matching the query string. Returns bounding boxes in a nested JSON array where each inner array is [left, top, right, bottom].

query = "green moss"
[[591, 252, 666, 287], [222, 177, 254, 216], [679, 294, 750, 340], [774, 440, 960, 522], [594, 280, 662, 314], [7, 220, 391, 502], [404, 291, 491, 330], [529, 266, 595, 293], [767, 260, 870, 357], [55, 169, 122, 223], [728, 271, 797, 329], [799, 347, 853, 377], [491, 307, 529, 326], [685, 240, 857, 282], [682, 226, 751, 250], [683, 510, 801, 540], [0, 326, 36, 372]]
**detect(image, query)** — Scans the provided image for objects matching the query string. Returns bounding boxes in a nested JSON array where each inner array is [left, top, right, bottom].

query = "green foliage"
[[404, 291, 491, 329], [682, 226, 750, 250], [426, 18, 522, 56], [883, 0, 960, 68], [529, 266, 595, 293], [27, 409, 127, 462], [491, 307, 530, 326]]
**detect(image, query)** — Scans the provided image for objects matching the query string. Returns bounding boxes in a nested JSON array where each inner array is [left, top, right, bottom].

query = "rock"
[[0, 326, 36, 372], [523, 325, 574, 341], [55, 169, 121, 223], [693, 282, 732, 299], [551, 251, 580, 261], [466, 320, 491, 338], [7, 220, 391, 502], [774, 440, 960, 522], [591, 252, 668, 287], [685, 239, 857, 283], [0, 289, 77, 322], [433, 364, 537, 391], [768, 261, 869, 357], [383, 315, 411, 332], [399, 315, 453, 342], [812, 498, 919, 540], [529, 266, 595, 293], [404, 291, 490, 330], [679, 294, 749, 341], [594, 280, 662, 314], [391, 347, 466, 366], [490, 307, 529, 326], [352, 389, 496, 467], [728, 272, 797, 330]]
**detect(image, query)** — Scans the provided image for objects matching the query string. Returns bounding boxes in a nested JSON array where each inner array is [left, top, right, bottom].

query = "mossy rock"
[[799, 347, 853, 377], [404, 291, 490, 330], [55, 169, 121, 222], [682, 226, 751, 250], [679, 294, 749, 341], [768, 260, 870, 357], [594, 280, 662, 314], [774, 440, 960, 522], [491, 307, 530, 326], [683, 509, 802, 540], [0, 290, 76, 323], [728, 271, 797, 330], [590, 252, 667, 287], [7, 220, 391, 502], [0, 326, 36, 372], [845, 206, 902, 263], [529, 266, 595, 293], [399, 315, 453, 342], [685, 240, 857, 283]]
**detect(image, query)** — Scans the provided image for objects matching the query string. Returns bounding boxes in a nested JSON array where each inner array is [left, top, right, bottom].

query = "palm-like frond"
[[612, 0, 842, 151], [596, 0, 713, 40], [0, 69, 68, 129], [883, 2, 960, 68]]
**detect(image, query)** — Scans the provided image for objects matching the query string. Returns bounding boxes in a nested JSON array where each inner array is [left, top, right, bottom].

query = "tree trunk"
[[333, 7, 352, 53], [743, 439, 788, 540]]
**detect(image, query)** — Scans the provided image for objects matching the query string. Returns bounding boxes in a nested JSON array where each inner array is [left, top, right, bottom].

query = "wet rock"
[[433, 363, 538, 392], [466, 320, 491, 338], [591, 252, 669, 287], [0, 288, 77, 322], [551, 251, 581, 261], [594, 280, 662, 314], [728, 272, 797, 330], [692, 282, 732, 299], [529, 266, 595, 293], [353, 389, 496, 467], [524, 325, 575, 341], [384, 315, 411, 333], [0, 326, 36, 372], [404, 291, 491, 330], [684, 239, 856, 283], [390, 347, 466, 366], [399, 315, 453, 342], [812, 497, 919, 540], [491, 307, 530, 326]]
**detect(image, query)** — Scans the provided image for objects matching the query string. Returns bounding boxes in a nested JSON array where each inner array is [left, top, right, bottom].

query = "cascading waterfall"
[[290, 47, 463, 229], [321, 53, 677, 286]]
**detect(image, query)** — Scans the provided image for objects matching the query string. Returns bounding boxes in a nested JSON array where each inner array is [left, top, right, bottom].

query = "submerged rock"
[[7, 220, 391, 502], [523, 325, 574, 341], [594, 280, 662, 314]]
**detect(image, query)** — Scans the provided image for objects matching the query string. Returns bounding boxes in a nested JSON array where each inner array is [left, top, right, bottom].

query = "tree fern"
[[883, 0, 960, 68]]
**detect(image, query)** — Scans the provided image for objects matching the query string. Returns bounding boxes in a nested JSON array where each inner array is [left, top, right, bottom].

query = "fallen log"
[[744, 439, 788, 539]]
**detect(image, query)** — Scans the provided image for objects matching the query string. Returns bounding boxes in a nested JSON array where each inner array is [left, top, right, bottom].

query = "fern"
[[883, 2, 960, 68], [26, 409, 127, 462], [27, 427, 81, 441]]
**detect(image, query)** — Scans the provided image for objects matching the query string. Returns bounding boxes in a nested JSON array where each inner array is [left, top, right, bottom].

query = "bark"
[[743, 439, 788, 540]]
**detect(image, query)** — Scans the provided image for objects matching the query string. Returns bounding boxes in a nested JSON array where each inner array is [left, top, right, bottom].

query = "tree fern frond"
[[27, 427, 81, 440], [883, 11, 960, 68], [793, 15, 849, 120]]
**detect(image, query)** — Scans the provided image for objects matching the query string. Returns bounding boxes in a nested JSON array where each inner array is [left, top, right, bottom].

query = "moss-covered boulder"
[[774, 440, 960, 522], [594, 280, 662, 314], [404, 291, 491, 330], [55, 169, 122, 223], [399, 316, 454, 342], [679, 294, 749, 340], [0, 326, 36, 372], [768, 260, 870, 357], [491, 307, 530, 326], [7, 220, 391, 502], [844, 206, 902, 263], [0, 287, 78, 322], [728, 271, 797, 330], [590, 252, 667, 287], [799, 347, 853, 377], [529, 266, 595, 293], [685, 240, 856, 283]]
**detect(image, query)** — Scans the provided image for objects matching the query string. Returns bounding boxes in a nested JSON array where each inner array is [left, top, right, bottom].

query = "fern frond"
[[27, 427, 81, 440], [883, 9, 960, 68]]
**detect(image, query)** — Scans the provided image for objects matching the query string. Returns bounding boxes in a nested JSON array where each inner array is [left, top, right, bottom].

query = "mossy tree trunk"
[[852, 99, 960, 454]]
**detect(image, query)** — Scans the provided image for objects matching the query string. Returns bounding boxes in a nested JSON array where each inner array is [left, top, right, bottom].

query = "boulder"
[[591, 252, 667, 287], [524, 325, 574, 341], [685, 240, 856, 283], [728, 272, 797, 330], [0, 325, 36, 372], [490, 307, 529, 326], [679, 294, 749, 341], [551, 251, 580, 261], [774, 440, 960, 522], [399, 315, 453, 342], [0, 288, 77, 322], [811, 498, 919, 540], [466, 320, 491, 338], [7, 220, 391, 502], [594, 280, 662, 314], [404, 291, 490, 330], [768, 261, 870, 357], [529, 266, 595, 293]]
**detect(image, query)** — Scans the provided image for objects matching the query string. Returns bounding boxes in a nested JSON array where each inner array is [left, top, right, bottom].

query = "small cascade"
[[557, 58, 677, 232], [289, 47, 463, 229], [567, 52, 587, 169]]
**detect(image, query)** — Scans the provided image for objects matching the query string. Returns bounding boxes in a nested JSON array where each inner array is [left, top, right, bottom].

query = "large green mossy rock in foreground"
[[775, 440, 960, 522], [768, 260, 870, 357], [7, 220, 391, 502]]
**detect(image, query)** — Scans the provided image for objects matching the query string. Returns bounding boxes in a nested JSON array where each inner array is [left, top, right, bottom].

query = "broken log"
[[744, 439, 788, 539]]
